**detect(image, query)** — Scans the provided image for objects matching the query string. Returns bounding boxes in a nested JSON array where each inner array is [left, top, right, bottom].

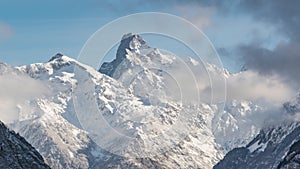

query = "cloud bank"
[[228, 0, 300, 87], [226, 70, 294, 104]]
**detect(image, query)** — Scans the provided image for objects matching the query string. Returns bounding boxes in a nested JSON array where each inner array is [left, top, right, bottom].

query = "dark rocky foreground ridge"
[[214, 97, 300, 169], [214, 122, 300, 169], [0, 121, 50, 169]]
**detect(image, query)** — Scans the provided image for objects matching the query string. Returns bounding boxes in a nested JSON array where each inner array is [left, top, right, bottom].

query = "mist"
[[0, 72, 49, 124]]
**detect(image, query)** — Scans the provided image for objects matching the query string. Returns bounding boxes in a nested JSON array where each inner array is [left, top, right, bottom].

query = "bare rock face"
[[0, 121, 50, 169]]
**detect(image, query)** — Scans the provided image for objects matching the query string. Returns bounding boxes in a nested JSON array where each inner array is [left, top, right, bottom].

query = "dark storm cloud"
[[238, 42, 300, 86], [163, 0, 300, 85], [239, 0, 300, 41], [234, 0, 300, 86]]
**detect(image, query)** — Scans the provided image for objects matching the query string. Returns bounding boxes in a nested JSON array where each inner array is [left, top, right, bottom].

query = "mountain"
[[277, 139, 300, 169], [99, 33, 263, 153], [212, 100, 264, 152], [8, 55, 126, 169], [0, 120, 50, 169], [214, 98, 300, 169], [214, 121, 300, 169], [13, 48, 222, 168], [99, 33, 150, 78], [0, 34, 276, 168]]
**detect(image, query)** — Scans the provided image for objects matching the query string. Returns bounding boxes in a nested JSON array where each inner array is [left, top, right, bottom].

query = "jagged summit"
[[121, 33, 134, 40], [48, 52, 64, 62], [116, 33, 148, 60], [99, 33, 149, 77], [240, 64, 248, 72]]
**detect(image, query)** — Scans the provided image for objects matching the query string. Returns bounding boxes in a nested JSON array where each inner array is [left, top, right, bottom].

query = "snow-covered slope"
[[214, 121, 300, 169], [100, 34, 194, 105], [0, 34, 278, 169], [0, 53, 221, 168], [212, 100, 264, 151], [99, 33, 264, 153], [214, 96, 300, 169], [8, 55, 107, 169], [0, 120, 50, 169]]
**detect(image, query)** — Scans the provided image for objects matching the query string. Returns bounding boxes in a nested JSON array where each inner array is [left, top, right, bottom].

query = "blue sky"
[[0, 1, 289, 72]]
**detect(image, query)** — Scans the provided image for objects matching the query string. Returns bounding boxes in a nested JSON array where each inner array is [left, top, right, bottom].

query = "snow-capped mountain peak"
[[6, 47, 224, 168], [99, 33, 150, 77], [48, 52, 64, 62], [1, 34, 293, 169], [120, 33, 149, 53]]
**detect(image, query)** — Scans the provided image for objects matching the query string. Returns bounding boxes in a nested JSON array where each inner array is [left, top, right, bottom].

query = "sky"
[[0, 0, 299, 126], [0, 0, 299, 86]]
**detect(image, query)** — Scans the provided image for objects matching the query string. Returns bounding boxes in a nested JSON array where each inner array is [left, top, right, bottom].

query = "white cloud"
[[173, 5, 214, 29], [226, 70, 294, 105], [162, 58, 295, 107], [0, 72, 49, 123]]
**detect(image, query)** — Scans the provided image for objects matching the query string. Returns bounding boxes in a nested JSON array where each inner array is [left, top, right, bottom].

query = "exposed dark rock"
[[0, 121, 50, 169]]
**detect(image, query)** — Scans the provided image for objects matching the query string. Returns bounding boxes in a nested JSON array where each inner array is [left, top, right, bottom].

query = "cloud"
[[226, 70, 294, 104], [195, 68, 294, 106], [171, 59, 295, 106], [227, 0, 300, 88], [173, 5, 214, 29], [0, 71, 49, 124], [238, 42, 300, 87], [238, 0, 300, 41], [178, 0, 300, 93], [0, 22, 13, 40]]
